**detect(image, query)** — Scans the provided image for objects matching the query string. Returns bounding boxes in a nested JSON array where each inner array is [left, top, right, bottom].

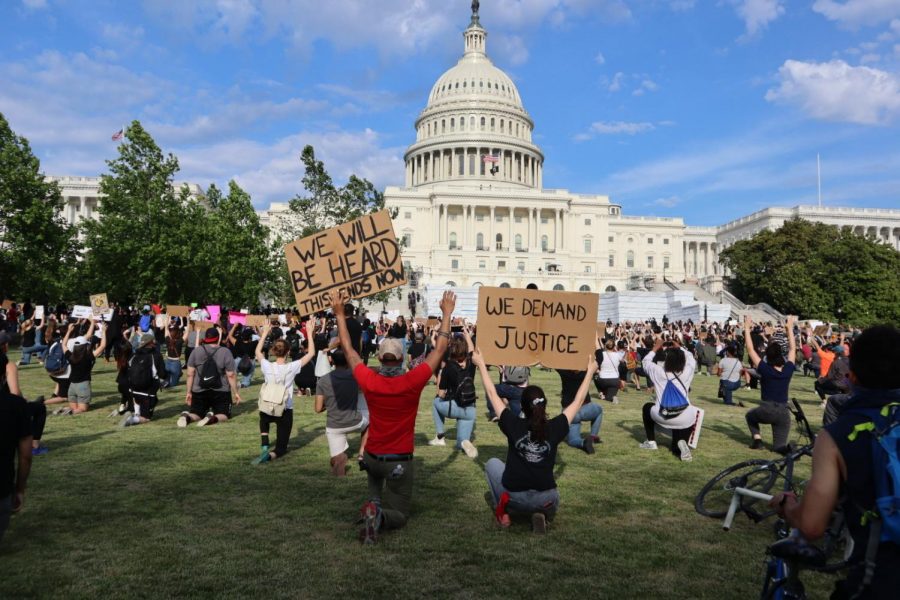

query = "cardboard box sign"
[[167, 305, 191, 318], [246, 315, 269, 327], [194, 320, 214, 333], [476, 287, 599, 370], [89, 293, 109, 317], [284, 209, 406, 316]]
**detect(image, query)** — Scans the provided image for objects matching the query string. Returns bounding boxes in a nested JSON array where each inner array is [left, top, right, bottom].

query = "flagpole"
[[817, 153, 822, 208]]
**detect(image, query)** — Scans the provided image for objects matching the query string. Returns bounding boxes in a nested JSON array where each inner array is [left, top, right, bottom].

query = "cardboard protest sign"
[[34, 306, 44, 321], [189, 308, 205, 322], [596, 322, 607, 340], [89, 293, 109, 317], [813, 325, 829, 336], [1, 300, 12, 310], [476, 287, 599, 370], [71, 305, 93, 319], [426, 317, 440, 329], [194, 320, 214, 332], [228, 311, 247, 326], [284, 209, 405, 315], [167, 305, 191, 318], [247, 315, 269, 327]]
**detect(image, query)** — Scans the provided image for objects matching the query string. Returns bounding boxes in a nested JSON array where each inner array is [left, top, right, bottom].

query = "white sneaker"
[[460, 440, 478, 459], [612, 397, 620, 405], [639, 440, 658, 450], [176, 412, 190, 428], [678, 440, 693, 462], [196, 414, 212, 427], [118, 411, 134, 428], [428, 437, 446, 446]]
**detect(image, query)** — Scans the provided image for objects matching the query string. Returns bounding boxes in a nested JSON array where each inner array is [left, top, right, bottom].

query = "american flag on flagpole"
[[481, 153, 499, 164], [111, 128, 124, 141]]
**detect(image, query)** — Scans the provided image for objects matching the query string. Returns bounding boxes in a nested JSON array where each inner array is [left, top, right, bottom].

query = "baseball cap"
[[377, 338, 403, 361], [138, 332, 155, 348], [203, 327, 220, 344]]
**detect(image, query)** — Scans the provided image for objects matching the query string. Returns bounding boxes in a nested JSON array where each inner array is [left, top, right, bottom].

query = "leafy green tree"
[[286, 144, 401, 309], [202, 180, 280, 307], [0, 112, 79, 302], [79, 121, 208, 304], [720, 218, 900, 325]]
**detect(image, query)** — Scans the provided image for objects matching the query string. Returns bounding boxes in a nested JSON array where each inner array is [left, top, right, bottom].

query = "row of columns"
[[683, 241, 718, 278], [432, 204, 568, 252], [406, 147, 542, 188], [63, 196, 98, 226]]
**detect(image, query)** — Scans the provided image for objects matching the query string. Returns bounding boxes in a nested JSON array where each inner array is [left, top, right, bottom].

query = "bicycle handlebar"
[[723, 487, 775, 531]]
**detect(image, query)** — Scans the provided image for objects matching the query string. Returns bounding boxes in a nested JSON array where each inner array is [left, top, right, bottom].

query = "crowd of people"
[[1, 295, 897, 597]]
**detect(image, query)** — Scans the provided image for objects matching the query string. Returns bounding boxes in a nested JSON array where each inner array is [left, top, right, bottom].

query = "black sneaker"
[[749, 439, 763, 450], [582, 436, 595, 455]]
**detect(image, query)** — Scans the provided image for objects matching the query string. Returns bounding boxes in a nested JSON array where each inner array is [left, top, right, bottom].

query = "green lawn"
[[1, 352, 835, 599]]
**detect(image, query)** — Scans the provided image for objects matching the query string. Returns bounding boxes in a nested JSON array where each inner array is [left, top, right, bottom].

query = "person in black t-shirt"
[[429, 330, 478, 458], [0, 386, 32, 544], [474, 349, 598, 533]]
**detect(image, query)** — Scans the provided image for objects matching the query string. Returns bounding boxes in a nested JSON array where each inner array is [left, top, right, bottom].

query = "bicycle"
[[695, 399, 815, 522]]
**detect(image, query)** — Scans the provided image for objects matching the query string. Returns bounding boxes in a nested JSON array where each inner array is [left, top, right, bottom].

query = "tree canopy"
[[720, 218, 900, 326]]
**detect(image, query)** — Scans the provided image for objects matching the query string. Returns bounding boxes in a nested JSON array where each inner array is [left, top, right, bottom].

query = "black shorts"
[[51, 376, 70, 398], [190, 390, 232, 418]]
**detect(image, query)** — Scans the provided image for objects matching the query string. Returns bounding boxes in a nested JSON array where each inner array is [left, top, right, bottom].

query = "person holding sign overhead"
[[329, 288, 456, 545], [474, 348, 598, 533]]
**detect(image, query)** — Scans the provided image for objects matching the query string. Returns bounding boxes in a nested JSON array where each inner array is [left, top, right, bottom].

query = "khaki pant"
[[364, 454, 414, 529]]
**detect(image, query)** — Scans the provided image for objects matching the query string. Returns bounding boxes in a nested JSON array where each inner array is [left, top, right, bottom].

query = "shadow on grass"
[[704, 421, 752, 446], [47, 429, 117, 451]]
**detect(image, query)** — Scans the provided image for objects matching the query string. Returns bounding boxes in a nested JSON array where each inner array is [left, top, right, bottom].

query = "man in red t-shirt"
[[330, 288, 456, 544]]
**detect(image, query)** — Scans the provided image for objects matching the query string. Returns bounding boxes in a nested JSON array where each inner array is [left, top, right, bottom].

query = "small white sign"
[[34, 305, 44, 320], [71, 305, 92, 319]]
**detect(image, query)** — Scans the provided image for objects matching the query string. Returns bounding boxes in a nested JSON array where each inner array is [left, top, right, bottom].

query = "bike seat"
[[768, 538, 827, 568]]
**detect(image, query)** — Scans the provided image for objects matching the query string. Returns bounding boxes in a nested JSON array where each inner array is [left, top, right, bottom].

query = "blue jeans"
[[720, 379, 741, 405], [165, 358, 182, 388], [19, 343, 48, 364], [492, 383, 524, 418], [233, 357, 255, 388], [485, 458, 559, 518], [432, 397, 476, 447], [567, 403, 603, 449]]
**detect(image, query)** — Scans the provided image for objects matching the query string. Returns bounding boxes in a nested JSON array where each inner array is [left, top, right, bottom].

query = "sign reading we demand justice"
[[477, 286, 599, 370], [284, 210, 406, 315]]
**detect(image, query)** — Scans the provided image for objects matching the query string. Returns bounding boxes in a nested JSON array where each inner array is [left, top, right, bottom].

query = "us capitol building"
[[48, 3, 900, 297]]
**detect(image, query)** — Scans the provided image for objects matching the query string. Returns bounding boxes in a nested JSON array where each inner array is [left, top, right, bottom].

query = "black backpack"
[[128, 353, 156, 390], [198, 346, 223, 390], [449, 363, 477, 409]]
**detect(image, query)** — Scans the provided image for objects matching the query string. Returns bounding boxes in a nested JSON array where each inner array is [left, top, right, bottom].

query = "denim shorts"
[[67, 380, 92, 405]]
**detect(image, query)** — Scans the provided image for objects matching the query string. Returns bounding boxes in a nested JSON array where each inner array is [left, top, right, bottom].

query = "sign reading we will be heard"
[[476, 286, 599, 370], [284, 210, 406, 316]]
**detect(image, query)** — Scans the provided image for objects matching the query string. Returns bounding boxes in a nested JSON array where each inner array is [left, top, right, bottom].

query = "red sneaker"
[[494, 492, 511, 528]]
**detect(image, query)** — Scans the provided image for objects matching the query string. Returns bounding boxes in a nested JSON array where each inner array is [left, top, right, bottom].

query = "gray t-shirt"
[[316, 369, 362, 429], [188, 344, 234, 393], [719, 356, 742, 382]]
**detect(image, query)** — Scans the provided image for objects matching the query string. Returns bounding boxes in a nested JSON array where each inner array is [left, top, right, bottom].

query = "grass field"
[[0, 351, 836, 599]]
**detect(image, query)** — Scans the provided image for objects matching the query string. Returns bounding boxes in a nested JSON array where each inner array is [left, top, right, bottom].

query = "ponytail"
[[521, 385, 548, 443]]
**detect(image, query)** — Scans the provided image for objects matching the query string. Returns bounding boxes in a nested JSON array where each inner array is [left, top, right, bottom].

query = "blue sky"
[[1, 0, 898, 226]]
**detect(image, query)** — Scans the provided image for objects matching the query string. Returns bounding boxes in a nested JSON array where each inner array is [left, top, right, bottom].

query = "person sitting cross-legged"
[[475, 349, 598, 533]]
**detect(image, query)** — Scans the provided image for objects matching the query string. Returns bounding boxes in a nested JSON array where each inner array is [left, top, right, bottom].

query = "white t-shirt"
[[598, 350, 623, 379], [259, 359, 304, 410], [719, 357, 742, 383]]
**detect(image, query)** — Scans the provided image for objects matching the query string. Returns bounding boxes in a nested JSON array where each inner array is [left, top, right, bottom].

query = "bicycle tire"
[[695, 459, 779, 518]]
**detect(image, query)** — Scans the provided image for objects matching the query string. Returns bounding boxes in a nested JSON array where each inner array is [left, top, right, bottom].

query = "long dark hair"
[[521, 385, 548, 443], [69, 343, 89, 365], [765, 342, 785, 367], [115, 342, 132, 373]]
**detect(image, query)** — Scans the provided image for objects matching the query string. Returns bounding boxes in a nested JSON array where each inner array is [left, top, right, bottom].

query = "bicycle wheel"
[[695, 459, 779, 518]]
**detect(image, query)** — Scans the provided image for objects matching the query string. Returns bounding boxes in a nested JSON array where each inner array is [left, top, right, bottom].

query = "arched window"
[[491, 118, 495, 131], [627, 250, 634, 268], [426, 123, 430, 136], [460, 117, 465, 131], [480, 116, 486, 130], [450, 118, 455, 131], [476, 232, 484, 250], [472, 281, 483, 287], [449, 232, 458, 249], [579, 285, 591, 292], [495, 233, 503, 250], [605, 285, 617, 292], [442, 120, 446, 133], [463, 81, 467, 88], [515, 234, 523, 250], [553, 284, 565, 291], [446, 281, 457, 287], [500, 119, 504, 133], [499, 282, 511, 288], [470, 116, 474, 129], [541, 235, 549, 251]]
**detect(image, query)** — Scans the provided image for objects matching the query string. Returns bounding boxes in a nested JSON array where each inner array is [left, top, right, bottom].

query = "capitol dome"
[[403, 4, 544, 190]]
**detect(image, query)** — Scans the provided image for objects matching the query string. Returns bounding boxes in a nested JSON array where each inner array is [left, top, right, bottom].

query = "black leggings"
[[27, 401, 47, 441], [260, 409, 293, 457], [642, 402, 693, 454], [132, 389, 159, 419]]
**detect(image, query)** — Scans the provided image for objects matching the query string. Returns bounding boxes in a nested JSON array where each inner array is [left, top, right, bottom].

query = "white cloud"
[[670, 1, 696, 11], [22, 0, 47, 9], [576, 121, 656, 140], [608, 72, 625, 92], [765, 59, 900, 125], [732, 0, 785, 40], [492, 34, 530, 67], [595, 51, 606, 65], [813, 0, 900, 28], [860, 52, 881, 63], [652, 196, 681, 207]]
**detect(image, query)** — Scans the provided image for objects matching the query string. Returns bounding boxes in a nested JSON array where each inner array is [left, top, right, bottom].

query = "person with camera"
[[474, 348, 597, 533], [639, 335, 699, 461], [329, 288, 456, 545]]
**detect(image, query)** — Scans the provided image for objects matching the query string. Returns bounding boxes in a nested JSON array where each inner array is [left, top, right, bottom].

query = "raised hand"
[[439, 290, 457, 316], [471, 348, 485, 368], [329, 290, 349, 316]]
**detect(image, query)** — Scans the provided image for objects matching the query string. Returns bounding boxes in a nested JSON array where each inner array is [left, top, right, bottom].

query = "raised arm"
[[744, 315, 761, 368], [424, 291, 456, 374], [785, 315, 796, 364], [297, 319, 317, 367], [462, 323, 475, 353], [472, 348, 507, 419], [227, 323, 238, 346], [255, 324, 270, 361], [330, 291, 363, 372], [562, 354, 599, 424]]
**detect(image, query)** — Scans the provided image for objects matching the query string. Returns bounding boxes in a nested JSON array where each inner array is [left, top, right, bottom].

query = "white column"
[[508, 207, 513, 251], [433, 204, 440, 246], [555, 209, 560, 250], [490, 206, 496, 251], [440, 204, 446, 245]]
